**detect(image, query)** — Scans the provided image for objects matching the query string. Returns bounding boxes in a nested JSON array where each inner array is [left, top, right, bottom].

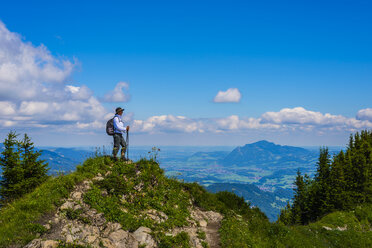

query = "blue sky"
[[0, 0, 371, 147]]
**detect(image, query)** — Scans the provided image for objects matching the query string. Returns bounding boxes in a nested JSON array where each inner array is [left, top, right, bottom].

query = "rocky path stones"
[[170, 208, 223, 248], [25, 175, 147, 248], [24, 170, 223, 248]]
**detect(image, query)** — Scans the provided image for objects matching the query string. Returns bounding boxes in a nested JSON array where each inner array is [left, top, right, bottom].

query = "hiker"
[[112, 107, 130, 160]]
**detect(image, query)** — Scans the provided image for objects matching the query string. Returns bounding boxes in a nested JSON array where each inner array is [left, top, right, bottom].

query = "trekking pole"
[[126, 129, 129, 161]]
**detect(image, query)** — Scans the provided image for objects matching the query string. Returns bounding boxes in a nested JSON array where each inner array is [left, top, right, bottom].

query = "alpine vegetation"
[[0, 131, 371, 247]]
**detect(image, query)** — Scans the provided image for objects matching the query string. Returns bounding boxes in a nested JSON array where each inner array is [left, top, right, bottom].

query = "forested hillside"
[[279, 130, 372, 225]]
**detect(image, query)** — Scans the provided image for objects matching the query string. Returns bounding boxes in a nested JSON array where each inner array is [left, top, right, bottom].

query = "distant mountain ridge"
[[222, 140, 316, 167], [0, 144, 91, 176]]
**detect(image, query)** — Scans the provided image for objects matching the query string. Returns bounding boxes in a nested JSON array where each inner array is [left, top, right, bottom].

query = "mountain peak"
[[248, 140, 276, 146], [223, 140, 312, 167]]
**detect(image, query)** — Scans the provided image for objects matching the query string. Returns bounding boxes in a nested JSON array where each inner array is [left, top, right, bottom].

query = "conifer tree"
[[328, 151, 346, 210], [0, 131, 22, 201], [18, 133, 49, 194], [291, 170, 309, 224], [284, 130, 372, 225], [0, 132, 49, 203], [278, 201, 292, 225], [314, 147, 332, 216]]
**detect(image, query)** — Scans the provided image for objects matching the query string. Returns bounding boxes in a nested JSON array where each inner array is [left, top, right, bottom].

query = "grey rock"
[[199, 220, 207, 227], [133, 227, 156, 248], [60, 201, 74, 210], [24, 239, 42, 248], [66, 234, 74, 243], [43, 223, 51, 230], [109, 229, 139, 248], [92, 176, 104, 181], [41, 240, 59, 248], [71, 191, 82, 201], [84, 234, 98, 244], [101, 238, 115, 248]]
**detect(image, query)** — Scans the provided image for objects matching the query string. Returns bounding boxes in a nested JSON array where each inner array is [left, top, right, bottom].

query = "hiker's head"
[[115, 107, 124, 115]]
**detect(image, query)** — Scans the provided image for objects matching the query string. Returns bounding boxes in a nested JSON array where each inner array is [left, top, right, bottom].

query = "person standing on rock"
[[112, 107, 130, 161]]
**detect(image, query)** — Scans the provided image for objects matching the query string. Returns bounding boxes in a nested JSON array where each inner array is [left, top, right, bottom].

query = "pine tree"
[[278, 201, 293, 225], [343, 141, 355, 207], [329, 151, 346, 210], [284, 130, 372, 225], [359, 130, 372, 203], [291, 170, 309, 224], [314, 147, 332, 216], [0, 132, 49, 203], [0, 131, 22, 201], [18, 134, 49, 194]]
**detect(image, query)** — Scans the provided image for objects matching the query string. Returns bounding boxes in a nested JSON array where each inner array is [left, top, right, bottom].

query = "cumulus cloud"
[[260, 107, 344, 125], [133, 115, 206, 134], [260, 107, 372, 130], [356, 108, 372, 121], [0, 21, 109, 131], [103, 82, 131, 102], [130, 107, 372, 134], [213, 88, 241, 103], [0, 101, 16, 115], [0, 21, 75, 102], [65, 85, 93, 100], [216, 115, 280, 131]]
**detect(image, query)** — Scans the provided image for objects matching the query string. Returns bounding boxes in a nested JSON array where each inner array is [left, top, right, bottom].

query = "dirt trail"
[[205, 220, 221, 248]]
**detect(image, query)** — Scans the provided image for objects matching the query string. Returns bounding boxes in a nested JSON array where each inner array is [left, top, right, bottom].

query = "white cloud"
[[216, 115, 280, 131], [130, 107, 372, 135], [65, 85, 93, 100], [356, 108, 372, 121], [19, 101, 49, 115], [133, 115, 206, 134], [260, 107, 372, 130], [103, 82, 131, 102], [0, 101, 16, 115], [261, 107, 335, 125], [213, 88, 241, 103], [0, 21, 109, 131], [0, 21, 75, 102]]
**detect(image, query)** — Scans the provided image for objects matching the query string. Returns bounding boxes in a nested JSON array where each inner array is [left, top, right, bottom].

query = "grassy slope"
[[220, 204, 372, 247], [0, 156, 371, 248], [0, 156, 112, 247]]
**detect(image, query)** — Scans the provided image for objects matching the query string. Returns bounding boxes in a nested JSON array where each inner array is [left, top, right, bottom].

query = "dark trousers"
[[113, 133, 127, 158]]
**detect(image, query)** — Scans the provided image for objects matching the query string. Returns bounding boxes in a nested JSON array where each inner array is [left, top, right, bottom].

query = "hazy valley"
[[1, 140, 343, 221]]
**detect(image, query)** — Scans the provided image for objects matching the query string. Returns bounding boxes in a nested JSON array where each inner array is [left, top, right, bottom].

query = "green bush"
[[157, 232, 191, 248]]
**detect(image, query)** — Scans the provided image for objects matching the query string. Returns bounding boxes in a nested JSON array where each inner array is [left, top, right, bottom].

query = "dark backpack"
[[106, 117, 116, 136]]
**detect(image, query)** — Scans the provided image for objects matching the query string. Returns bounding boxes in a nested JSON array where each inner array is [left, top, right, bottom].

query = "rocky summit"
[[23, 158, 224, 248]]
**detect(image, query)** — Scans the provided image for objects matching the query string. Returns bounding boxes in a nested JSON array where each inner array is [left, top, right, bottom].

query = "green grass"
[[82, 158, 267, 246], [2, 155, 372, 248], [62, 208, 91, 224], [197, 230, 206, 240], [0, 156, 112, 247], [156, 232, 191, 248], [219, 204, 372, 248], [83, 159, 192, 233]]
